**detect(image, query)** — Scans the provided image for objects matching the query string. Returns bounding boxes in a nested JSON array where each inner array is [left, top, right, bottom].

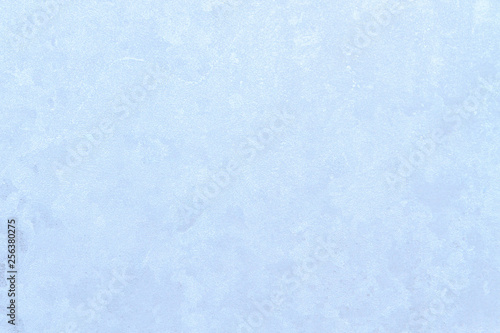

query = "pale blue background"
[[0, 0, 499, 332]]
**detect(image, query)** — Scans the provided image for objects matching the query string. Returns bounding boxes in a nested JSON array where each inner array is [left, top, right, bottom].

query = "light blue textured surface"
[[0, 0, 499, 332]]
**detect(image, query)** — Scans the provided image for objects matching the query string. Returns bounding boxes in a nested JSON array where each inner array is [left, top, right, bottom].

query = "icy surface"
[[0, 0, 499, 332]]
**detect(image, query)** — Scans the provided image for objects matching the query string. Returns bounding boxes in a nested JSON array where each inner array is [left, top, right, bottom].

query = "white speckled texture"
[[0, 0, 499, 332]]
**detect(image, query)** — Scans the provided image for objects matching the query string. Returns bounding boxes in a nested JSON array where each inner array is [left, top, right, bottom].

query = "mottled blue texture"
[[0, 0, 499, 332]]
